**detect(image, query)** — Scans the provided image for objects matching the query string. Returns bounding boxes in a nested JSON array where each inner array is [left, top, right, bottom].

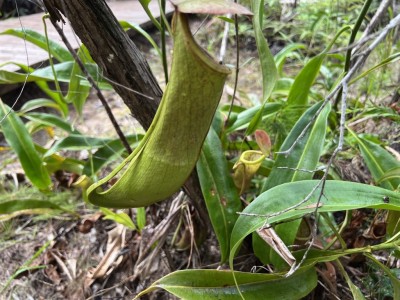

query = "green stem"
[[225, 11, 240, 127], [43, 15, 68, 117], [333, 0, 373, 110], [160, 0, 169, 84], [321, 212, 347, 250], [139, 0, 162, 31], [324, 210, 351, 250]]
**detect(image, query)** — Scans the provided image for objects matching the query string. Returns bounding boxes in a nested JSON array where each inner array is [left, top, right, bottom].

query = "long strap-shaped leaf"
[[87, 12, 230, 208]]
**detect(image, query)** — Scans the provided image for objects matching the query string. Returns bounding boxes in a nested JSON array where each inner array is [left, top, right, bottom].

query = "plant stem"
[[160, 0, 169, 84], [333, 0, 373, 110], [225, 9, 240, 127]]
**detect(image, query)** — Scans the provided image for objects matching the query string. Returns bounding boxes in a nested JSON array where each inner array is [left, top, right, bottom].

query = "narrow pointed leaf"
[[254, 101, 330, 267], [120, 21, 162, 58], [0, 101, 52, 191], [136, 266, 317, 300], [225, 102, 282, 133], [45, 134, 113, 157], [252, 0, 278, 104], [24, 112, 81, 134], [230, 180, 400, 268], [19, 98, 64, 114], [197, 128, 242, 262], [244, 0, 278, 135], [350, 132, 400, 238], [262, 101, 331, 191], [286, 54, 325, 107], [378, 167, 400, 184], [351, 134, 400, 191], [0, 199, 65, 221], [65, 45, 93, 114], [0, 62, 112, 90], [1, 28, 72, 62]]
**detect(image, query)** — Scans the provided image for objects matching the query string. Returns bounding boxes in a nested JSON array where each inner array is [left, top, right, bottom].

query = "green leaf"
[[197, 128, 242, 263], [119, 21, 162, 58], [230, 180, 400, 268], [350, 52, 400, 85], [138, 0, 162, 31], [217, 16, 235, 24], [225, 102, 282, 133], [243, 0, 278, 135], [0, 62, 67, 113], [34, 144, 84, 175], [83, 134, 144, 176], [343, 270, 366, 299], [136, 266, 317, 300], [262, 101, 331, 191], [351, 133, 400, 191], [0, 199, 65, 221], [350, 132, 400, 239], [45, 134, 113, 157], [274, 43, 305, 75], [0, 28, 73, 62], [252, 0, 278, 104], [0, 62, 111, 90], [65, 45, 93, 114], [287, 27, 351, 107], [100, 208, 136, 230], [0, 101, 52, 191], [286, 54, 325, 107], [23, 112, 81, 134], [279, 26, 349, 145], [255, 101, 331, 267], [378, 167, 400, 184], [136, 207, 146, 231], [19, 98, 64, 114]]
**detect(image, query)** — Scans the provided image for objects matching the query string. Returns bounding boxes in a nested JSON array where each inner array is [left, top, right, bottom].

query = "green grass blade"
[[0, 62, 112, 90], [23, 112, 81, 134], [65, 45, 93, 114], [135, 266, 317, 300], [350, 133, 400, 191], [0, 101, 52, 191], [197, 128, 242, 263], [0, 28, 72, 62], [350, 52, 400, 85], [120, 21, 162, 58], [252, 0, 278, 103], [262, 101, 331, 191], [0, 199, 65, 221], [244, 0, 278, 135], [378, 167, 400, 184], [286, 54, 325, 107], [44, 134, 113, 157], [19, 98, 64, 114], [225, 102, 282, 133]]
